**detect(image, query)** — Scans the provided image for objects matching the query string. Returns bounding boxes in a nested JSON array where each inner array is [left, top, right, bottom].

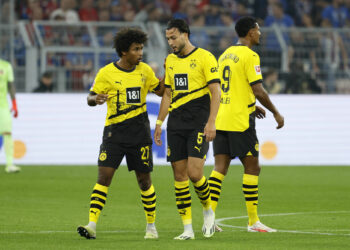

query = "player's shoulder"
[[0, 59, 11, 67], [197, 47, 216, 59], [99, 62, 115, 74], [241, 46, 260, 59], [137, 61, 152, 70]]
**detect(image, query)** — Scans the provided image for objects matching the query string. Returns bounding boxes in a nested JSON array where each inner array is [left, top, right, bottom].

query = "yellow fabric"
[[208, 170, 225, 212], [165, 48, 220, 112], [193, 176, 211, 210], [141, 185, 156, 224], [175, 180, 192, 225], [243, 174, 259, 226], [90, 62, 159, 127], [216, 45, 263, 132], [89, 183, 108, 223]]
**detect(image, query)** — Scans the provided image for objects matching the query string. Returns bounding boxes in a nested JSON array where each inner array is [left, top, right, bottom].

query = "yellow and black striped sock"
[[89, 183, 108, 224], [193, 176, 211, 210], [140, 184, 156, 224], [175, 180, 192, 225], [242, 174, 259, 226], [208, 170, 225, 212]]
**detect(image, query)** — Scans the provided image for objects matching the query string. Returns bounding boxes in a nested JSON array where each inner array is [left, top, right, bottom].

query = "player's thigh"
[[125, 143, 153, 173], [226, 129, 259, 159], [187, 156, 205, 182], [98, 142, 125, 169], [187, 128, 209, 159], [167, 129, 188, 162], [213, 130, 230, 156], [0, 108, 12, 134]]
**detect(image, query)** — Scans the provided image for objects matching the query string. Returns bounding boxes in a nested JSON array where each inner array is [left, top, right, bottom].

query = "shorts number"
[[222, 65, 230, 93], [141, 146, 150, 160], [197, 132, 204, 145]]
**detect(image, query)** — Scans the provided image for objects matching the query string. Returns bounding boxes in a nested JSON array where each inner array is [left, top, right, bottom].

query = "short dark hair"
[[113, 27, 147, 57], [235, 16, 258, 37], [166, 18, 191, 37]]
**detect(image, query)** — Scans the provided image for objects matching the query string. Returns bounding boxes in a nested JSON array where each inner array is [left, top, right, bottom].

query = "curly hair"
[[113, 27, 148, 57]]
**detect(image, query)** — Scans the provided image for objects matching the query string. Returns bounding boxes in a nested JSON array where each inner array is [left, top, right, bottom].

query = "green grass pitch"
[[1, 165, 349, 250]]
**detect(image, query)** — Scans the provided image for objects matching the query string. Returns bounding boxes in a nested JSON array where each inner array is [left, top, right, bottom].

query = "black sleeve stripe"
[[165, 84, 171, 88], [250, 79, 263, 86], [89, 91, 97, 95], [151, 82, 161, 92], [207, 79, 221, 85]]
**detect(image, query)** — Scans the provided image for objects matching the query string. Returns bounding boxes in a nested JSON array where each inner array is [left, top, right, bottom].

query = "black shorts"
[[98, 141, 153, 173], [213, 128, 259, 159], [167, 128, 209, 162]]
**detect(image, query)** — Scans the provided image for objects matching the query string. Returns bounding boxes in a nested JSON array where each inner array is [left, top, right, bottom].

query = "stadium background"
[[1, 1, 350, 249]]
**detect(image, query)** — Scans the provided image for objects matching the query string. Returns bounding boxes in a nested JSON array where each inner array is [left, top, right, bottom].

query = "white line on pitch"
[[216, 211, 350, 237]]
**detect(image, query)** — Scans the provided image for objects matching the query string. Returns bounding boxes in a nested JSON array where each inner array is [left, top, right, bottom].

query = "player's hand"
[[11, 99, 18, 118], [95, 94, 108, 105], [274, 112, 284, 129], [204, 121, 216, 142], [154, 125, 162, 146], [255, 106, 266, 119]]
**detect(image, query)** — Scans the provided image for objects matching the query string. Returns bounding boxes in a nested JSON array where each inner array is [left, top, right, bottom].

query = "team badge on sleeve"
[[254, 65, 261, 75]]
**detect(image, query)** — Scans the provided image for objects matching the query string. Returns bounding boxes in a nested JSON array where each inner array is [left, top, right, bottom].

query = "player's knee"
[[138, 178, 151, 191], [188, 171, 202, 183], [97, 174, 113, 187], [245, 164, 261, 175]]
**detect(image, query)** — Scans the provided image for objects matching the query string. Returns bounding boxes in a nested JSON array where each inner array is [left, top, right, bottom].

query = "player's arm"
[[154, 87, 171, 146], [251, 83, 284, 129], [204, 82, 221, 142], [87, 91, 108, 106], [153, 77, 165, 97], [8, 81, 18, 118]]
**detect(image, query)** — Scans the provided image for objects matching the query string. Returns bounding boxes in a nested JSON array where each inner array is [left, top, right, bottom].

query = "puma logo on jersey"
[[194, 146, 201, 152], [115, 81, 122, 85]]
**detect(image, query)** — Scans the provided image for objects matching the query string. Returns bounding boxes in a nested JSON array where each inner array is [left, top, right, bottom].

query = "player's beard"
[[173, 42, 185, 55]]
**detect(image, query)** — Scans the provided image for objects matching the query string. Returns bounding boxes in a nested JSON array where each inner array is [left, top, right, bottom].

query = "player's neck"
[[116, 59, 135, 70], [237, 38, 253, 49], [179, 42, 195, 57]]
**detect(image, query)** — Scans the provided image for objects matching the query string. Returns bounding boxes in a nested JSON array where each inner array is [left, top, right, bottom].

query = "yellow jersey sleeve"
[[164, 56, 171, 88], [90, 69, 109, 94], [145, 64, 160, 92], [7, 62, 14, 82], [203, 51, 220, 84], [246, 52, 263, 86]]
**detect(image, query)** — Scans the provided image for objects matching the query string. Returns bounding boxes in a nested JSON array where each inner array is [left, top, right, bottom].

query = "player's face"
[[251, 23, 261, 45], [166, 28, 186, 55], [124, 42, 144, 65]]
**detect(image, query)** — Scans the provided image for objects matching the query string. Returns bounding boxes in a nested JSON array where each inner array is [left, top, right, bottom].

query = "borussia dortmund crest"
[[141, 73, 146, 84], [99, 151, 107, 161], [167, 146, 171, 157], [190, 59, 197, 69]]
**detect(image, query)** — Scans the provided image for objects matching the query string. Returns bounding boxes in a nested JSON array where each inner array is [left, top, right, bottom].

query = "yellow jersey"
[[91, 62, 159, 127], [216, 45, 263, 132], [165, 48, 220, 130]]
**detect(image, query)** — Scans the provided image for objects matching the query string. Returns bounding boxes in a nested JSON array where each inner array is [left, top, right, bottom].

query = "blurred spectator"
[[232, 1, 249, 21], [33, 71, 54, 92], [205, 3, 223, 25], [220, 11, 235, 27], [173, 0, 189, 21], [320, 20, 349, 93], [97, 0, 111, 10], [50, 0, 79, 23], [322, 0, 350, 27], [292, 0, 314, 26], [190, 14, 210, 49], [110, 2, 124, 21], [265, 2, 295, 28], [79, 0, 98, 21], [98, 9, 111, 21], [263, 68, 282, 94]]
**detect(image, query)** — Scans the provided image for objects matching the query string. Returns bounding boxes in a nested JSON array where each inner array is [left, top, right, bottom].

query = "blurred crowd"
[[1, 0, 350, 93], [7, 0, 350, 28]]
